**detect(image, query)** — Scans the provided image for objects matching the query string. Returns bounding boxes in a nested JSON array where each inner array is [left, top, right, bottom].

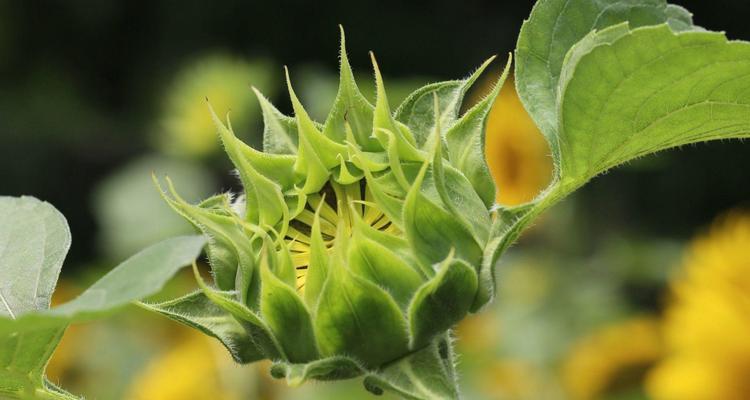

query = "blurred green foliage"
[[93, 155, 215, 259]]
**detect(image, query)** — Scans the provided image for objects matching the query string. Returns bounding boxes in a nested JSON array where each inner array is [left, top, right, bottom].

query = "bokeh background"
[[1, 1, 749, 399]]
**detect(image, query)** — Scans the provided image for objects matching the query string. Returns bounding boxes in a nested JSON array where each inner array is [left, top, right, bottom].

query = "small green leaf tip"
[[158, 25, 506, 392]]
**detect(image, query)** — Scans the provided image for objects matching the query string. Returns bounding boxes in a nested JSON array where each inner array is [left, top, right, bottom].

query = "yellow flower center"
[[285, 180, 398, 292]]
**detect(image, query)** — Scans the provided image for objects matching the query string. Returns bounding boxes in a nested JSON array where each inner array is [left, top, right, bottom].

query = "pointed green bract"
[[323, 27, 378, 150], [139, 291, 263, 363], [157, 182, 248, 291], [404, 162, 483, 267], [259, 247, 319, 363], [256, 87, 299, 154], [407, 253, 478, 348], [302, 206, 330, 308], [271, 356, 365, 386], [191, 262, 285, 360], [445, 56, 511, 208], [395, 56, 495, 149], [213, 110, 288, 227], [314, 260, 409, 368], [348, 221, 423, 307]]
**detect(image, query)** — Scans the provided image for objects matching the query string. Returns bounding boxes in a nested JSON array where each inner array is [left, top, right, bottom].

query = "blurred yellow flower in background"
[[126, 333, 231, 400], [647, 212, 750, 400], [481, 78, 552, 206], [157, 54, 276, 158], [562, 317, 662, 400], [479, 360, 546, 400], [125, 332, 268, 400]]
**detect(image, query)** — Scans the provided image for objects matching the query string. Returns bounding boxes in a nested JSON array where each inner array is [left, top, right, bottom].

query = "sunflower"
[[647, 212, 750, 400], [562, 317, 663, 400], [482, 77, 553, 206]]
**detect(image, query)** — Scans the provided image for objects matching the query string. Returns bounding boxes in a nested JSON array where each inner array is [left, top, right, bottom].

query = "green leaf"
[[557, 24, 750, 183], [0, 197, 71, 398], [33, 235, 205, 324], [515, 0, 696, 157], [0, 327, 67, 398], [0, 196, 70, 318], [138, 291, 263, 364], [0, 196, 205, 399], [503, 3, 750, 266]]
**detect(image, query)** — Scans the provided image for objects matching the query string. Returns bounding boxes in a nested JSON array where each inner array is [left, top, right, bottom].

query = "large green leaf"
[[515, 0, 695, 157], [557, 24, 750, 183], [37, 235, 206, 323], [501, 2, 750, 267], [0, 233, 205, 398], [0, 197, 72, 399], [0, 196, 70, 318], [0, 196, 206, 399]]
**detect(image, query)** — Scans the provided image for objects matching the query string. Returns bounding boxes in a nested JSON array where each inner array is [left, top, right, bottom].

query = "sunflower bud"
[[157, 27, 510, 392]]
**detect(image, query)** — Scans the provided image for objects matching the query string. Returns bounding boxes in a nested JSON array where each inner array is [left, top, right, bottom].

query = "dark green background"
[[1, 0, 748, 266]]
